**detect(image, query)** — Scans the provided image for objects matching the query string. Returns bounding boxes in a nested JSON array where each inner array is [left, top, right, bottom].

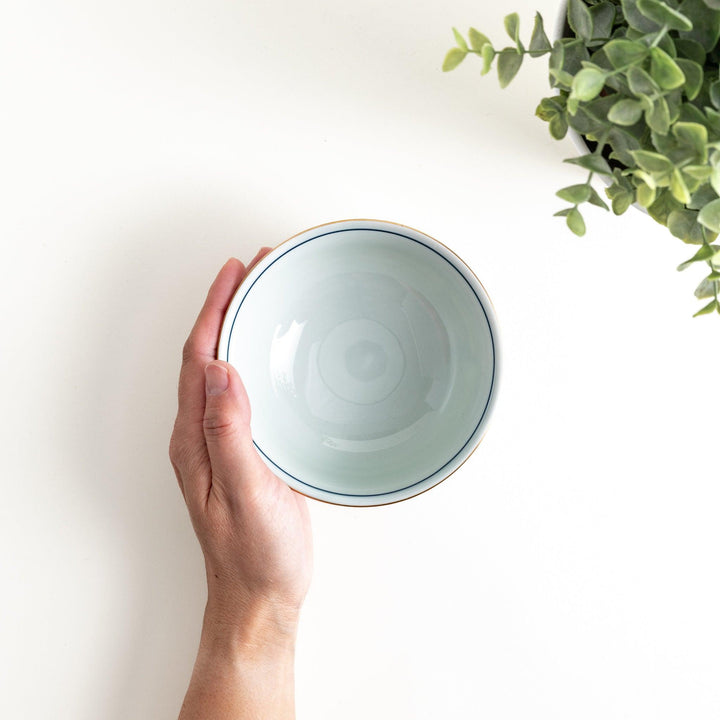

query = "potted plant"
[[444, 0, 720, 316]]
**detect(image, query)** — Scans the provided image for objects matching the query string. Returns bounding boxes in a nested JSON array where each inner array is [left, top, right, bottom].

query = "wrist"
[[199, 593, 300, 663], [182, 596, 298, 720]]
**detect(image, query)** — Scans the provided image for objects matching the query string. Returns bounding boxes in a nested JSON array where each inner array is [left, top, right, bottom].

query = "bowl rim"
[[217, 218, 501, 507]]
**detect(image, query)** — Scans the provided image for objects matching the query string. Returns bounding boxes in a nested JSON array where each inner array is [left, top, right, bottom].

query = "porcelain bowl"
[[218, 219, 500, 506]]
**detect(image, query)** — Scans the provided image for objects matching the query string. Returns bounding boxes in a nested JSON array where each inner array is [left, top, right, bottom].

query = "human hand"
[[169, 252, 313, 647]]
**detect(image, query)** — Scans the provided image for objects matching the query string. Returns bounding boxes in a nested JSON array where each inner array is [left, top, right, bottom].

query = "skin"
[[169, 252, 313, 719]]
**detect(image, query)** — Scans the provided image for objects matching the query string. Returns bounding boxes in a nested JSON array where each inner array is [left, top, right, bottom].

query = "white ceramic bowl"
[[218, 219, 499, 506]]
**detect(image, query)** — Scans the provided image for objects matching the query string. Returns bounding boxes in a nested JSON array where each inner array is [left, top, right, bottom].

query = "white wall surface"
[[2, 1, 719, 718]]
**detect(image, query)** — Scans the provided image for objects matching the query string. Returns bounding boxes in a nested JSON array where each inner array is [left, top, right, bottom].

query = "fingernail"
[[205, 363, 229, 396]]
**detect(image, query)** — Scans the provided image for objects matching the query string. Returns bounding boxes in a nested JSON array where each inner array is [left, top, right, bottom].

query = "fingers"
[[176, 250, 273, 427], [172, 251, 273, 505], [247, 246, 273, 273], [177, 258, 247, 428], [202, 360, 267, 498]]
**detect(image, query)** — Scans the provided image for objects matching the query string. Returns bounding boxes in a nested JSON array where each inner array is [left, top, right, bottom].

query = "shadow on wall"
[[72, 192, 275, 719]]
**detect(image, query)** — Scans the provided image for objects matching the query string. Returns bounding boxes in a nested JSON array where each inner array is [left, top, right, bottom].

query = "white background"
[[2, 0, 719, 718]]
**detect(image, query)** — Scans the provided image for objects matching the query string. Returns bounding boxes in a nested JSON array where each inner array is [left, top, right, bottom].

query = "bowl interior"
[[221, 224, 496, 504]]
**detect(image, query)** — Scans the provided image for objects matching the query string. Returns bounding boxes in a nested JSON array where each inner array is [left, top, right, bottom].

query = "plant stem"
[[649, 25, 669, 49]]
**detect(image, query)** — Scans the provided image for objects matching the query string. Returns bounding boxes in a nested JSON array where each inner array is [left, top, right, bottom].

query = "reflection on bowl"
[[218, 219, 499, 506]]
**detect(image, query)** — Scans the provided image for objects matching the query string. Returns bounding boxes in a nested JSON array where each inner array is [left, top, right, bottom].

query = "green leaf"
[[674, 38, 706, 64], [673, 121, 708, 162], [646, 97, 670, 134], [637, 0, 694, 30], [689, 249, 720, 270], [688, 184, 719, 211], [535, 97, 563, 121], [677, 243, 720, 270], [606, 173, 635, 214], [480, 44, 495, 75], [565, 46, 591, 73], [683, 171, 706, 194], [548, 113, 569, 139], [571, 67, 607, 101], [603, 39, 648, 68], [497, 49, 523, 88], [683, 165, 713, 182], [670, 168, 692, 204], [554, 208, 572, 217], [693, 299, 718, 316], [468, 28, 490, 52], [679, 0, 720, 52], [702, 0, 720, 9], [566, 206, 587, 235], [657, 31, 678, 56], [648, 188, 684, 224], [622, 0, 663, 31], [587, 186, 610, 210], [679, 102, 707, 126], [651, 127, 680, 157], [666, 88, 683, 124], [585, 94, 622, 123], [610, 189, 634, 214], [606, 126, 643, 165], [636, 181, 657, 207], [633, 170, 657, 190], [608, 98, 644, 125], [564, 154, 612, 175], [504, 13, 523, 52], [627, 65, 659, 96], [549, 68, 575, 87], [697, 199, 720, 231], [568, 0, 594, 41], [567, 106, 601, 136], [529, 13, 551, 57], [675, 59, 703, 100], [453, 28, 468, 52], [549, 40, 565, 75], [668, 209, 707, 243], [442, 47, 467, 72], [590, 2, 617, 41], [631, 150, 674, 174], [639, 93, 655, 115], [693, 298, 718, 317], [557, 184, 592, 204], [710, 80, 720, 110], [695, 275, 720, 298], [504, 13, 519, 42], [683, 245, 720, 265], [693, 298, 720, 317], [649, 47, 686, 90]]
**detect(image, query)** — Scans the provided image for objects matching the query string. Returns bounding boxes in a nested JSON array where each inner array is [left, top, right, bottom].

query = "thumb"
[[203, 361, 265, 487]]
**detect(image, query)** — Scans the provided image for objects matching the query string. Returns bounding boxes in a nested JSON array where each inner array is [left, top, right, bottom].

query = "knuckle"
[[168, 433, 182, 465], [170, 434, 207, 479], [182, 337, 197, 365], [168, 437, 189, 473], [169, 427, 197, 468], [203, 412, 236, 440]]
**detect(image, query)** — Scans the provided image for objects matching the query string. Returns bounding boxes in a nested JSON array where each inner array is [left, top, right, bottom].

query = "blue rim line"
[[225, 226, 496, 498]]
